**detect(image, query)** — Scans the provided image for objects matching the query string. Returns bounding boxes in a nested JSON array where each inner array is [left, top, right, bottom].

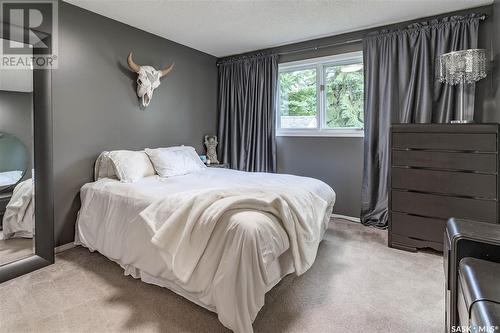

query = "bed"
[[75, 150, 335, 332], [0, 170, 23, 188], [2, 178, 34, 239]]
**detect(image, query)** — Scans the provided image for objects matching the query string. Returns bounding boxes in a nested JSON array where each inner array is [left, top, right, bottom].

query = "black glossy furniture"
[[458, 258, 500, 328], [390, 124, 500, 252], [444, 218, 500, 332]]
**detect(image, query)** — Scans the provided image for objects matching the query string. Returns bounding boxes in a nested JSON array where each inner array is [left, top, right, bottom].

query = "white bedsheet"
[[75, 168, 335, 332], [2, 179, 34, 239]]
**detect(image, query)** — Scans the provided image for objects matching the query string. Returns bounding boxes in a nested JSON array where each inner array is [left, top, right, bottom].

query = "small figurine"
[[204, 135, 219, 164]]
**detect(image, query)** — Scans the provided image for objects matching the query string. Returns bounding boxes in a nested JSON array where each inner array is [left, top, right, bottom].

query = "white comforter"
[[2, 179, 34, 239], [140, 186, 329, 332], [76, 168, 335, 332]]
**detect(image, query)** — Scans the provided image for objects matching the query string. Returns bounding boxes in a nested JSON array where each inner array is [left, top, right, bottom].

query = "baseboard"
[[54, 242, 77, 254], [332, 214, 360, 223]]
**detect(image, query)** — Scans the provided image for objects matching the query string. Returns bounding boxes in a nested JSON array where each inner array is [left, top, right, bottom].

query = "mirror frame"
[[0, 24, 54, 282]]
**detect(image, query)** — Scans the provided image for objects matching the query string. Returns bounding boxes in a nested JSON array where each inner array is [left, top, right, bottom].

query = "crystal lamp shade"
[[439, 49, 487, 85]]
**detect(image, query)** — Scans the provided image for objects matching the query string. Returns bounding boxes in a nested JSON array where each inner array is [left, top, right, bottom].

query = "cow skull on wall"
[[127, 52, 174, 107]]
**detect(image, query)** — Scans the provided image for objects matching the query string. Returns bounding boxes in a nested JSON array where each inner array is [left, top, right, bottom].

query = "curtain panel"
[[361, 14, 484, 228], [217, 53, 278, 172]]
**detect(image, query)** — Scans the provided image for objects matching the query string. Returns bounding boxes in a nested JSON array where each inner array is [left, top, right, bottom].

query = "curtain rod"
[[277, 38, 363, 56], [217, 38, 363, 65], [219, 12, 486, 63], [277, 12, 486, 56]]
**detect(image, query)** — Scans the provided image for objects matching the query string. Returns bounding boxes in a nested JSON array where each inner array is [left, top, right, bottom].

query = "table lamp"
[[439, 49, 487, 123]]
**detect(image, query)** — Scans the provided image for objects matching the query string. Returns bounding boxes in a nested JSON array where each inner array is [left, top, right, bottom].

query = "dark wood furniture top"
[[444, 218, 500, 332], [390, 124, 500, 252]]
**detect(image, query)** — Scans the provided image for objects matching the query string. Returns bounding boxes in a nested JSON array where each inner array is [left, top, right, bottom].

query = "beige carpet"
[[0, 219, 444, 332], [0, 231, 33, 266]]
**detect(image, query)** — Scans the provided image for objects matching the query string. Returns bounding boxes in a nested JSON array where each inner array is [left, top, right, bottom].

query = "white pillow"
[[145, 146, 206, 177], [108, 150, 156, 182]]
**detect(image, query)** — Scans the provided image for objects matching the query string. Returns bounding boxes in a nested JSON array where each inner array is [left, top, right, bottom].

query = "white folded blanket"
[[140, 186, 330, 332]]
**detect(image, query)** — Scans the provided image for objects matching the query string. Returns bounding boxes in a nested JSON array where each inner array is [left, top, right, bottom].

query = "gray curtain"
[[217, 53, 278, 172], [361, 14, 484, 228]]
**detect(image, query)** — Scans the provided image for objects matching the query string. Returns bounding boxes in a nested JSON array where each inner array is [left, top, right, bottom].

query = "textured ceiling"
[[64, 0, 493, 57]]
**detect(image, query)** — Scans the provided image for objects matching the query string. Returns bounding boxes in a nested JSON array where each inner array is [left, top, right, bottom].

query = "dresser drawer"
[[392, 168, 497, 198], [392, 133, 497, 152], [392, 150, 497, 173], [390, 124, 499, 252], [391, 212, 446, 243], [391, 190, 497, 223]]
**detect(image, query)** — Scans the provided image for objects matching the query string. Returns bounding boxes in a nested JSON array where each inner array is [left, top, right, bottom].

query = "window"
[[277, 51, 364, 137]]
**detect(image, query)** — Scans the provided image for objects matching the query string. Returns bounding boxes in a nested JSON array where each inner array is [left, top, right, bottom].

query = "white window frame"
[[276, 51, 364, 137]]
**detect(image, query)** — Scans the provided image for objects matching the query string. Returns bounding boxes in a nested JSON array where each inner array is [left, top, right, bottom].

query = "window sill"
[[276, 129, 364, 138]]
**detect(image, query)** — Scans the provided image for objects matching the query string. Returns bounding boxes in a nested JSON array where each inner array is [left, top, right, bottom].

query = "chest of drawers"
[[389, 124, 499, 252]]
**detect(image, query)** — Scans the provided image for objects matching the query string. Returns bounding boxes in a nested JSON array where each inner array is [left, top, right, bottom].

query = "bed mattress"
[[75, 168, 335, 331]]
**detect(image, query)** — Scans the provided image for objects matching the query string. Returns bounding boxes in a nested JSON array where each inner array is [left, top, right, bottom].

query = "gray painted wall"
[[223, 5, 494, 218], [0, 91, 32, 151], [276, 137, 363, 217], [52, 3, 217, 245], [0, 91, 33, 176]]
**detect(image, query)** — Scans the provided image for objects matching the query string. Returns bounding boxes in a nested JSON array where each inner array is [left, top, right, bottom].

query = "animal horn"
[[160, 63, 174, 77], [127, 52, 141, 73]]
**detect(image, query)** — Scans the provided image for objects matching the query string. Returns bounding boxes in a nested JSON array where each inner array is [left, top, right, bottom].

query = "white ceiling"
[[64, 0, 493, 57]]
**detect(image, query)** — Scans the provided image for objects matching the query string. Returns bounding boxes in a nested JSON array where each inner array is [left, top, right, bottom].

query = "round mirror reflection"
[[0, 132, 29, 193]]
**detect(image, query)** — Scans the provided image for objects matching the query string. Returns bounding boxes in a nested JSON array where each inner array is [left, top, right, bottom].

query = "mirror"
[[0, 57, 35, 266], [0, 133, 29, 193], [0, 22, 54, 282]]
